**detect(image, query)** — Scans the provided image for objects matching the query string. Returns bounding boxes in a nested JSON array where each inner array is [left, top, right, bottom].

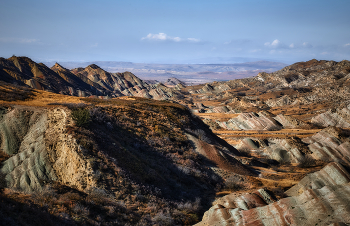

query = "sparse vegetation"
[[193, 129, 212, 143], [224, 175, 245, 191], [71, 108, 91, 127], [2, 57, 350, 225], [0, 81, 34, 101], [297, 154, 316, 168]]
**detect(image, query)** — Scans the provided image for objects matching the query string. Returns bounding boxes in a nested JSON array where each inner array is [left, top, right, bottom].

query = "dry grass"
[[196, 113, 239, 121], [0, 88, 84, 107], [214, 129, 321, 139]]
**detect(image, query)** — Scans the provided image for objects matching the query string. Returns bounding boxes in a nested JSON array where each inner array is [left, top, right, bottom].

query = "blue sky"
[[1, 0, 350, 64]]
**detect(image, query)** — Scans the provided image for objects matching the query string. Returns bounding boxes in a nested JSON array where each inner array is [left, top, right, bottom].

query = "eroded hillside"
[[180, 59, 350, 225], [0, 83, 255, 225], [2, 59, 350, 225]]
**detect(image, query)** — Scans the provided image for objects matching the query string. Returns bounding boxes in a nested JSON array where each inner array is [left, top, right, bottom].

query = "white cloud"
[[271, 39, 280, 46], [345, 43, 350, 47], [187, 38, 200, 42], [141, 33, 168, 41], [141, 33, 200, 43], [265, 39, 280, 48], [265, 40, 314, 50]]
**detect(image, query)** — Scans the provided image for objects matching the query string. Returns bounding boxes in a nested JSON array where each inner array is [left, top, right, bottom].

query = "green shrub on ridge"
[[71, 108, 90, 127]]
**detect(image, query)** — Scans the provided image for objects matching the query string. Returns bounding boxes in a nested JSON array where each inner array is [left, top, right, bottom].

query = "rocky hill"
[[164, 77, 186, 87], [197, 162, 350, 226], [182, 59, 350, 225], [0, 83, 255, 225], [2, 58, 350, 225], [0, 56, 183, 100]]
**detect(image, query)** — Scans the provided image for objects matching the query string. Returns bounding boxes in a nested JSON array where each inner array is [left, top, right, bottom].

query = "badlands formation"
[[1, 57, 350, 225]]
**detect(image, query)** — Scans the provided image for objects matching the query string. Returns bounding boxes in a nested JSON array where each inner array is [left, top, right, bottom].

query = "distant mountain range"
[[43, 60, 287, 85]]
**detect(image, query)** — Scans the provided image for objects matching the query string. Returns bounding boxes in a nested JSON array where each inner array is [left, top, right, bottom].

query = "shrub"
[[193, 129, 211, 143], [152, 212, 174, 226], [177, 198, 201, 213], [297, 154, 316, 168], [224, 175, 244, 191], [72, 203, 90, 217], [71, 108, 90, 127], [0, 172, 6, 193]]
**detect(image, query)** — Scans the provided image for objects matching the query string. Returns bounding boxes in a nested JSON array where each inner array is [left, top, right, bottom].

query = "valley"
[[1, 57, 350, 225]]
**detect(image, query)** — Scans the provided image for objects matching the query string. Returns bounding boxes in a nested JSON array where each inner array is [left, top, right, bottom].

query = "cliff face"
[[0, 107, 95, 192]]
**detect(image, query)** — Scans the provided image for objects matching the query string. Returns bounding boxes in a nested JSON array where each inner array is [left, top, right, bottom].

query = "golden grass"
[[0, 89, 84, 107], [214, 129, 321, 138], [196, 113, 239, 121]]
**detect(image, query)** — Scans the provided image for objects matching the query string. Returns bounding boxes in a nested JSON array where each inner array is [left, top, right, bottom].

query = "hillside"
[[183, 59, 350, 225], [0, 83, 255, 225], [2, 58, 350, 225]]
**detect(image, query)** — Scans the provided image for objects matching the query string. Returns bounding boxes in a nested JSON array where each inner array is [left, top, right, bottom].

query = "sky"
[[1, 0, 350, 64]]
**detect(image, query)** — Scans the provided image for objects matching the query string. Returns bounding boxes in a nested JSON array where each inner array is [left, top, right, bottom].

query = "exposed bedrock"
[[286, 162, 350, 196], [235, 138, 306, 164], [217, 112, 282, 131], [0, 107, 95, 192], [311, 109, 350, 128], [196, 162, 350, 226], [302, 127, 350, 166]]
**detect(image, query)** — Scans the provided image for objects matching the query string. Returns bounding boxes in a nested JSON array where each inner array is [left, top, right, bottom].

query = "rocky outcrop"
[[164, 77, 186, 87], [212, 106, 230, 113], [302, 127, 350, 166], [0, 107, 95, 192], [212, 188, 275, 210], [196, 163, 350, 226], [311, 109, 350, 128], [273, 114, 311, 129], [221, 112, 282, 131], [197, 182, 350, 226], [286, 162, 350, 196], [235, 138, 305, 163], [265, 95, 293, 107], [186, 133, 253, 176]]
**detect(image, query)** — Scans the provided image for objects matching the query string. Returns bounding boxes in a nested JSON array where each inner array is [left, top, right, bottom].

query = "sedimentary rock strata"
[[0, 107, 95, 192], [223, 112, 282, 131], [302, 128, 350, 166], [196, 163, 350, 226]]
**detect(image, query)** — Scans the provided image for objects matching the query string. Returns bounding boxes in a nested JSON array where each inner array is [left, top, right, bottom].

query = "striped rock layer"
[[196, 162, 350, 226], [302, 129, 350, 166]]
